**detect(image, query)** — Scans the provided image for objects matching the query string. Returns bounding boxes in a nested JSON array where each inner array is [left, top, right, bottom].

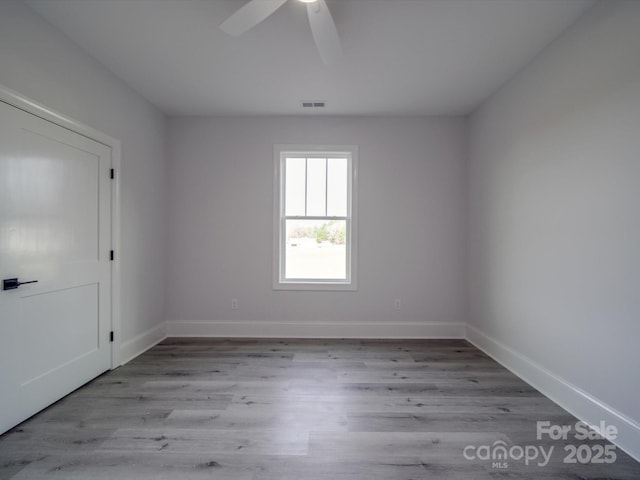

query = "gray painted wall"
[[167, 116, 467, 334], [0, 0, 168, 353], [468, 0, 639, 453]]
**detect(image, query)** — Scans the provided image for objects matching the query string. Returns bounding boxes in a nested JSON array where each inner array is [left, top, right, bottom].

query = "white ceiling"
[[25, 0, 595, 116]]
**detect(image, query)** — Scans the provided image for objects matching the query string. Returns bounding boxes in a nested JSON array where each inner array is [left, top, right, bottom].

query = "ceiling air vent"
[[301, 101, 326, 109]]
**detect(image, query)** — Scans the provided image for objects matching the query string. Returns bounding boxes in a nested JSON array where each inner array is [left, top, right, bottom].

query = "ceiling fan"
[[220, 0, 343, 65]]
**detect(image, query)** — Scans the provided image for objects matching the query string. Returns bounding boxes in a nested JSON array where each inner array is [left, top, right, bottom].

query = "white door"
[[0, 99, 112, 434]]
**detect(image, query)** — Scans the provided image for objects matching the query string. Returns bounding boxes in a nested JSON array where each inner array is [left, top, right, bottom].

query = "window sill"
[[273, 281, 358, 292]]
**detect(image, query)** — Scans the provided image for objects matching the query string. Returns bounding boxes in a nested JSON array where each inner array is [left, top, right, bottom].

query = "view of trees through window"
[[288, 220, 346, 245]]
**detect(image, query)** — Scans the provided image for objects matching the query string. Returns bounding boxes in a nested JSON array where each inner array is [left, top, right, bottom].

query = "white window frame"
[[273, 144, 358, 291]]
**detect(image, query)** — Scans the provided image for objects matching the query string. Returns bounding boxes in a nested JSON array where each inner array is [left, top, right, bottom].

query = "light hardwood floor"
[[1, 338, 638, 479]]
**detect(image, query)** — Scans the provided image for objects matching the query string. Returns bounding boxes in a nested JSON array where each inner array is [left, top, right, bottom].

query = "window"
[[273, 145, 357, 290]]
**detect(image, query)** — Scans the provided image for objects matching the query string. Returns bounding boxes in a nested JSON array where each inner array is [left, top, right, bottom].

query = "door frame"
[[0, 83, 122, 369]]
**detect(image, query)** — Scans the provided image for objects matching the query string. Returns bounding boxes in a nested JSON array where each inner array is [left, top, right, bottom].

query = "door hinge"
[[110, 168, 115, 179], [110, 331, 114, 342], [110, 250, 115, 261]]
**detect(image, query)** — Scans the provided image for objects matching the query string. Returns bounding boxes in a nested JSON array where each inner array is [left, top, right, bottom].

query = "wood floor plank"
[[98, 428, 309, 456], [9, 453, 254, 480], [308, 431, 511, 457], [165, 408, 349, 431], [0, 424, 116, 454], [293, 351, 415, 362], [6, 452, 495, 480], [226, 393, 567, 415], [336, 369, 531, 384], [140, 380, 292, 396], [346, 411, 574, 433]]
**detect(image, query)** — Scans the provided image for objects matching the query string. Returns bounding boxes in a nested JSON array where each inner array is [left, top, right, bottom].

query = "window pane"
[[327, 158, 348, 217], [285, 219, 346, 279], [306, 158, 326, 216], [285, 157, 305, 216]]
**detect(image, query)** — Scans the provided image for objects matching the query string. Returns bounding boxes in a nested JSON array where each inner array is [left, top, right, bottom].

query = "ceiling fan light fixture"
[[220, 0, 342, 65]]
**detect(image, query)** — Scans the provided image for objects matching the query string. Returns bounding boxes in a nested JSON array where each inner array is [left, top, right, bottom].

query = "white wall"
[[167, 116, 467, 337], [0, 0, 168, 360], [468, 0, 640, 459]]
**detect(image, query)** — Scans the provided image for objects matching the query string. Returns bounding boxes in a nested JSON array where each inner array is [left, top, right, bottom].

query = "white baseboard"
[[118, 322, 167, 366], [166, 320, 466, 339], [466, 324, 640, 463]]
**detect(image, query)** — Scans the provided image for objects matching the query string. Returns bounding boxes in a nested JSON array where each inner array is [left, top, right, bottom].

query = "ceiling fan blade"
[[307, 0, 343, 65], [220, 0, 288, 36]]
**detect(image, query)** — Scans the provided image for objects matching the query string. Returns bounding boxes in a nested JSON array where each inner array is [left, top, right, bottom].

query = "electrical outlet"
[[394, 299, 401, 310], [231, 298, 239, 310]]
